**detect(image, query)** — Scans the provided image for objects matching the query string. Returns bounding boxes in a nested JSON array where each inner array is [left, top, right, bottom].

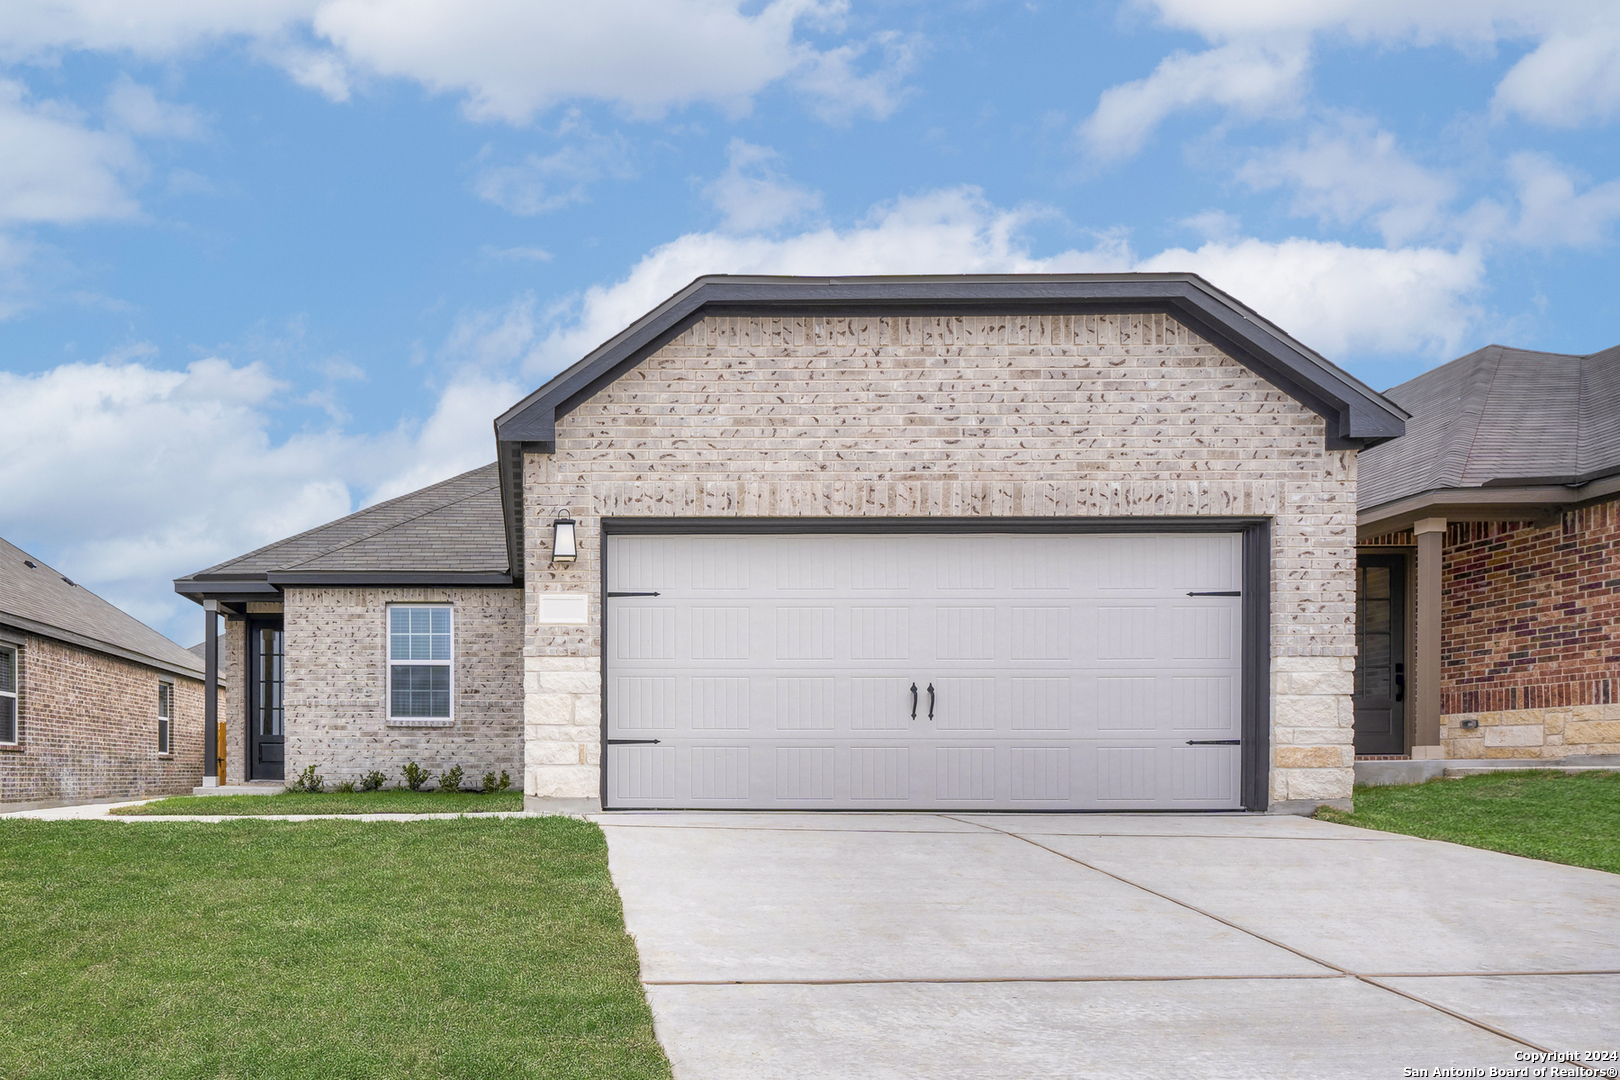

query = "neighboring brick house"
[[177, 274, 1408, 813], [1357, 343, 1620, 763], [1, 536, 212, 809]]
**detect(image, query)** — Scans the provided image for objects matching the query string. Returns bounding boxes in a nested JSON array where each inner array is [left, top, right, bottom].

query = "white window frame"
[[0, 645, 17, 746], [157, 678, 174, 755], [386, 604, 455, 725]]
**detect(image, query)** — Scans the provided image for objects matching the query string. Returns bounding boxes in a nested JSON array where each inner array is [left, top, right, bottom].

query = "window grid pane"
[[0, 696, 15, 743], [390, 664, 451, 718], [391, 607, 451, 663], [158, 716, 169, 754], [0, 648, 14, 695]]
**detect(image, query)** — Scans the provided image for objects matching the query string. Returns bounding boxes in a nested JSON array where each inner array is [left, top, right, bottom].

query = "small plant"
[[288, 764, 324, 794], [335, 779, 357, 793], [481, 770, 511, 794], [437, 765, 464, 793], [401, 761, 431, 791], [360, 770, 387, 792]]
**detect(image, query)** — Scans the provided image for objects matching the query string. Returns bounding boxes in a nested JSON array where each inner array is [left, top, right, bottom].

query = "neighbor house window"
[[157, 680, 174, 754], [0, 646, 17, 745], [389, 606, 452, 720]]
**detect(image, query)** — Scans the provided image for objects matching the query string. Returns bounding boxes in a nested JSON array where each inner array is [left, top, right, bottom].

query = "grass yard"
[[112, 789, 525, 815], [1315, 770, 1620, 875], [0, 817, 671, 1080]]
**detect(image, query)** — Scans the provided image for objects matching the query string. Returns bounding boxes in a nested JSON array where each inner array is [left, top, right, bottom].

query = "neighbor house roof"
[[174, 464, 510, 602], [493, 273, 1410, 577], [1, 536, 204, 679], [1360, 344, 1620, 512]]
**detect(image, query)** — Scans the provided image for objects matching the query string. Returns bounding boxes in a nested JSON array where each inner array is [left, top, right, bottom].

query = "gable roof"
[[174, 464, 510, 600], [1, 536, 204, 679], [493, 273, 1409, 576], [1359, 343, 1620, 512]]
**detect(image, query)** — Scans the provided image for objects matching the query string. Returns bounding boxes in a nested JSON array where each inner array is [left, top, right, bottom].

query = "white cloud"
[[1136, 238, 1485, 357], [472, 129, 634, 215], [0, 0, 908, 125], [1503, 153, 1620, 249], [0, 346, 514, 642], [0, 79, 140, 225], [1493, 25, 1620, 127], [104, 76, 206, 138], [704, 140, 822, 233], [1236, 117, 1455, 243], [522, 186, 1477, 378], [1079, 42, 1309, 160], [1086, 0, 1620, 161]]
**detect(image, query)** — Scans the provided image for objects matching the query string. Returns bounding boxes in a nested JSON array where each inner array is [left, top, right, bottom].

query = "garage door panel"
[[603, 532, 1244, 810]]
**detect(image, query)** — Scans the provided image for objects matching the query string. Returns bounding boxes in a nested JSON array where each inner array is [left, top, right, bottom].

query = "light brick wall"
[[282, 586, 523, 788], [0, 632, 211, 806], [523, 313, 1360, 808]]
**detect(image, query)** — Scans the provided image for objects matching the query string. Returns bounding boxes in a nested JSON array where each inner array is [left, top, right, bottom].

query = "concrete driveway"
[[595, 812, 1620, 1080]]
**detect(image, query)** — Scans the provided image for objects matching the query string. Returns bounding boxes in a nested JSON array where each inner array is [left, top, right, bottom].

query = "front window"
[[157, 681, 174, 754], [0, 646, 17, 744], [389, 606, 452, 720]]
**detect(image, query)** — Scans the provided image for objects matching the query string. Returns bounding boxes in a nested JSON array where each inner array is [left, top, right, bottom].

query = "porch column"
[[1413, 517, 1446, 758], [203, 600, 219, 786]]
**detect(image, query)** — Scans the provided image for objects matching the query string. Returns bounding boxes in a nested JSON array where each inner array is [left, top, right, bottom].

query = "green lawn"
[[113, 789, 525, 815], [1315, 770, 1620, 874], [0, 818, 671, 1080]]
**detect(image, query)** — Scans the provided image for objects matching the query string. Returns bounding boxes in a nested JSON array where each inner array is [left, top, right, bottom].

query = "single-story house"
[[1, 536, 215, 809], [1356, 342, 1620, 763], [176, 274, 1411, 813]]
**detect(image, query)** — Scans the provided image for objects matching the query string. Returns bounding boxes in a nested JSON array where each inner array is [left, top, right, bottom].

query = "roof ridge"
[[1454, 345, 1505, 489], [190, 463, 498, 576], [279, 475, 501, 570]]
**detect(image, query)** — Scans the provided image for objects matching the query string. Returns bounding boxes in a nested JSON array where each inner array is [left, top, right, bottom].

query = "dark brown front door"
[[248, 619, 285, 781], [1354, 555, 1407, 756]]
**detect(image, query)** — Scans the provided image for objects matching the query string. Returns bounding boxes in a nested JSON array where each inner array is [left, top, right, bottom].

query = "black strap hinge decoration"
[[607, 591, 661, 597], [1185, 739, 1241, 745], [1186, 591, 1241, 597], [606, 739, 662, 745]]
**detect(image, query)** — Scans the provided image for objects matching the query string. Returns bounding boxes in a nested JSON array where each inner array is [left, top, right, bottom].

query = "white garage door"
[[603, 532, 1244, 810]]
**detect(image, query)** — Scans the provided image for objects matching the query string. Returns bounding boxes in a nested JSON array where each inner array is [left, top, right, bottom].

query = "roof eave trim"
[[1358, 472, 1620, 533], [0, 614, 205, 681], [265, 570, 516, 586]]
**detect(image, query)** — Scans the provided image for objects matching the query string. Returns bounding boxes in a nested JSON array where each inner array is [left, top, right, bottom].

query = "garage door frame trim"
[[598, 516, 1272, 812]]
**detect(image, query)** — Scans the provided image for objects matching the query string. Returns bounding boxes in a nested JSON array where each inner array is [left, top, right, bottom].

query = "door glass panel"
[[257, 628, 284, 736], [1363, 566, 1390, 600]]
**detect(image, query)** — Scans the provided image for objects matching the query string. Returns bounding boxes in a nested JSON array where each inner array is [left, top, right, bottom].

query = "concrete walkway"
[[594, 812, 1620, 1080]]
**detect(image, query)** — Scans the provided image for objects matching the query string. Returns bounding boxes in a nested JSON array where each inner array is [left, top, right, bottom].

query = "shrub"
[[401, 761, 432, 791], [437, 765, 464, 793], [360, 770, 387, 792], [335, 780, 357, 793], [288, 764, 324, 794], [482, 770, 512, 793]]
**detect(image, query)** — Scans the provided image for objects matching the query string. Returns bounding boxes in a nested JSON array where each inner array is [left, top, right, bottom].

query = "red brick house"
[[1355, 343, 1620, 770], [1, 536, 214, 810]]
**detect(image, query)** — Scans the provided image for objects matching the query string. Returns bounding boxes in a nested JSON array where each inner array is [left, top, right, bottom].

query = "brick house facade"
[[180, 275, 1408, 813], [1357, 343, 1620, 763], [2, 537, 215, 809]]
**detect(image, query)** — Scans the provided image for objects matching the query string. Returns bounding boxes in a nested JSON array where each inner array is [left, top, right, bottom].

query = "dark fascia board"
[[1357, 472, 1620, 536], [173, 576, 280, 606], [0, 614, 204, 681], [494, 274, 1408, 576], [266, 570, 515, 587]]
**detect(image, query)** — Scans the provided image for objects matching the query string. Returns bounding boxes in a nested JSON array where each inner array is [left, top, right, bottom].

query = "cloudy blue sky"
[[1, 0, 1618, 645]]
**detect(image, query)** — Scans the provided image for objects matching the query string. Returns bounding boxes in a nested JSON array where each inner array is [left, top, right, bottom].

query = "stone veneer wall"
[[282, 586, 523, 787], [0, 632, 208, 806], [1440, 496, 1620, 759], [522, 313, 1362, 810]]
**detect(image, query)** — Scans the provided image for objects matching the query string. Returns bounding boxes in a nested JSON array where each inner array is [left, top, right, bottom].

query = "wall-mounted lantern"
[[551, 509, 578, 566]]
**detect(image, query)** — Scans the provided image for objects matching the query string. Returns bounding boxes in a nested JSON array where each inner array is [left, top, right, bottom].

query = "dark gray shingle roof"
[[1359, 343, 1620, 510], [188, 463, 508, 579], [0, 536, 204, 677]]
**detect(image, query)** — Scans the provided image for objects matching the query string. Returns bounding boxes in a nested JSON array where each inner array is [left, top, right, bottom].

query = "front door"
[[248, 619, 285, 781], [1353, 555, 1407, 756]]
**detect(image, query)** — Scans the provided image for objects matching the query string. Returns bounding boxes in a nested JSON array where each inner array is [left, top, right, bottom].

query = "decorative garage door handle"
[[1186, 591, 1241, 596], [927, 683, 935, 721], [607, 739, 662, 745], [607, 591, 660, 597], [910, 682, 918, 719], [1185, 740, 1240, 745]]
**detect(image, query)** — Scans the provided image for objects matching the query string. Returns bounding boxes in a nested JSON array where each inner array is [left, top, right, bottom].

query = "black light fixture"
[[551, 509, 578, 565]]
